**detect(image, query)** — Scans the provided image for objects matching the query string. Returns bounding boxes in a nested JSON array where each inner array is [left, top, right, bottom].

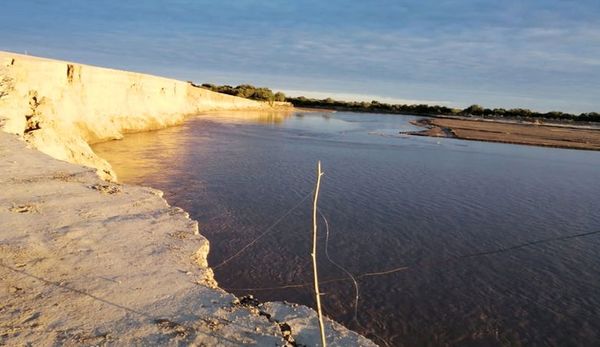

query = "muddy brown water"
[[94, 111, 600, 346]]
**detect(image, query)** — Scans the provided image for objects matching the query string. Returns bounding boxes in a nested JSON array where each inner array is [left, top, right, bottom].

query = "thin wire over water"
[[223, 228, 600, 291], [321, 211, 360, 323], [213, 190, 313, 270]]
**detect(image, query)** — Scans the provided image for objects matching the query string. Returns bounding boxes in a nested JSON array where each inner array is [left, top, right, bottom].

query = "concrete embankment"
[[0, 53, 375, 346]]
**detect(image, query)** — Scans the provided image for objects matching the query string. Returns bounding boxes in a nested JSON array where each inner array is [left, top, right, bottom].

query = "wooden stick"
[[312, 161, 327, 347]]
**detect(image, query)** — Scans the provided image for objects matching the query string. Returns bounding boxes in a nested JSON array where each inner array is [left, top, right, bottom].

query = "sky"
[[1, 0, 599, 113]]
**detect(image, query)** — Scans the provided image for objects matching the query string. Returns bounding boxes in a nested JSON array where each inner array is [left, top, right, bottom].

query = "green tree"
[[252, 88, 275, 102], [274, 92, 286, 102], [463, 104, 484, 115]]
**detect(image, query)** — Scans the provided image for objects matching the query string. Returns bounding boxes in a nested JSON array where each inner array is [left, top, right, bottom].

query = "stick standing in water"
[[312, 161, 327, 347]]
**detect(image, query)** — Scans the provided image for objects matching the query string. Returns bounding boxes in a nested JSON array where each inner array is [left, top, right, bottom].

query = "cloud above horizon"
[[1, 0, 599, 113]]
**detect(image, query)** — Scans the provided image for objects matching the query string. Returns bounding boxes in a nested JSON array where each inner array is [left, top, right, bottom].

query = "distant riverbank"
[[405, 117, 600, 150]]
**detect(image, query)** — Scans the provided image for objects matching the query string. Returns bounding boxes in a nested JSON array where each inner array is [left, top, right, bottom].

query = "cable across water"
[[212, 190, 313, 270], [222, 228, 600, 291]]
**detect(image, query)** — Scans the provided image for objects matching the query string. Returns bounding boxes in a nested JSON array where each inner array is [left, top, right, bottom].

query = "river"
[[93, 111, 600, 346]]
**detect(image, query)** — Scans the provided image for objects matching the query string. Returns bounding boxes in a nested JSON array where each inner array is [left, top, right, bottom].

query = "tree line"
[[288, 97, 600, 123], [198, 83, 286, 103], [196, 82, 599, 123]]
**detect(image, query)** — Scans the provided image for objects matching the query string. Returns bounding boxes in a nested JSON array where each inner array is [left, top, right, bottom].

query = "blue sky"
[[2, 0, 599, 113]]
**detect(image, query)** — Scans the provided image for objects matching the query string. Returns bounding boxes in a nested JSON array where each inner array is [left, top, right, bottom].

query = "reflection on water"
[[193, 109, 295, 124], [93, 111, 600, 346], [106, 110, 295, 181]]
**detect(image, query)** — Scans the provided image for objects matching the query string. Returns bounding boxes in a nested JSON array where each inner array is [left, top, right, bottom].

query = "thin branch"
[[312, 161, 327, 347]]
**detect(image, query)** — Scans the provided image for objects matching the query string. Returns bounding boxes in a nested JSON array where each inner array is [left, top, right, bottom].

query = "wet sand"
[[407, 118, 600, 150]]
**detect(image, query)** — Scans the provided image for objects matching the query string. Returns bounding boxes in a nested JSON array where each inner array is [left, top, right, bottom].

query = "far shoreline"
[[404, 118, 600, 151]]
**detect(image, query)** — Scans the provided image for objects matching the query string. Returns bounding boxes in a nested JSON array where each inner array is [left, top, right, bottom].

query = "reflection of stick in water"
[[312, 161, 327, 347]]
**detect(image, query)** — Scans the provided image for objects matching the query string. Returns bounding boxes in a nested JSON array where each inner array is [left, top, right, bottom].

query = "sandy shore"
[[0, 51, 287, 181], [406, 118, 600, 150], [295, 107, 337, 113]]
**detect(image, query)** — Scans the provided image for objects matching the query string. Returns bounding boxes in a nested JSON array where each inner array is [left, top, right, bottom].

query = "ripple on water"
[[93, 111, 600, 346]]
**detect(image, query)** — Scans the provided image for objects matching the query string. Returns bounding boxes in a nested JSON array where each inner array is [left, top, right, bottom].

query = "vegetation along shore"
[[201, 84, 600, 150]]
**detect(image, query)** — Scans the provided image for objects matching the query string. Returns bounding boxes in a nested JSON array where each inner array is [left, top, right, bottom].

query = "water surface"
[[94, 111, 600, 346]]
